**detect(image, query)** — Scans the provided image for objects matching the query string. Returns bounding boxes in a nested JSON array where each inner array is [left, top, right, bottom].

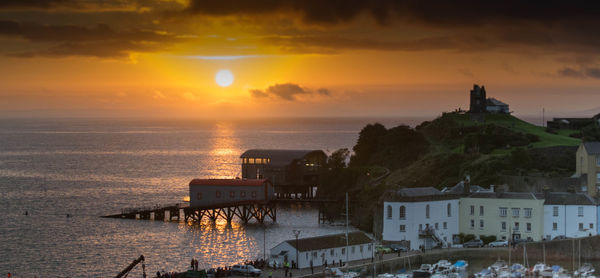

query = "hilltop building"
[[468, 84, 510, 114], [543, 192, 597, 240], [269, 232, 372, 268], [382, 187, 460, 250], [240, 149, 327, 198], [547, 113, 600, 130], [575, 142, 600, 197]]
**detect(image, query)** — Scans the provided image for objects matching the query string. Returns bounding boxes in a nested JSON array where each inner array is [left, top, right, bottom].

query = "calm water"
[[0, 117, 425, 277]]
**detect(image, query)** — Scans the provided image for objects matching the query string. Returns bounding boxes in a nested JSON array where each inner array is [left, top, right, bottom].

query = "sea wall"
[[298, 236, 600, 277]]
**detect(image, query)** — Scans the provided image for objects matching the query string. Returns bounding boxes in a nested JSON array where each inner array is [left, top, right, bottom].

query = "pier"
[[102, 198, 336, 224]]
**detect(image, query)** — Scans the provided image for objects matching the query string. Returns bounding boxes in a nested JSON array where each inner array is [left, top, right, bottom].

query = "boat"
[[413, 264, 434, 278], [474, 269, 493, 278], [510, 264, 527, 278], [434, 260, 453, 274], [489, 260, 509, 273], [452, 260, 468, 273], [575, 264, 596, 277], [533, 263, 552, 276]]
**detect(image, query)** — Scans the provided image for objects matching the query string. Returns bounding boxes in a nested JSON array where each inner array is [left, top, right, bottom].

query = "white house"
[[543, 192, 597, 240], [270, 232, 373, 269], [382, 187, 460, 250]]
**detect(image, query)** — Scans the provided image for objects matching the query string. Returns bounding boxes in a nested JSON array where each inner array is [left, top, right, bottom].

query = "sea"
[[0, 117, 428, 277]]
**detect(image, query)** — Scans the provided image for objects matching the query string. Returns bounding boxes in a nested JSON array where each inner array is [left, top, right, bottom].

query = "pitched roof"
[[189, 179, 269, 187], [444, 181, 489, 194], [468, 191, 540, 200], [544, 192, 596, 205], [240, 149, 326, 166], [486, 98, 508, 106], [582, 142, 600, 155], [285, 232, 372, 252], [395, 187, 442, 197]]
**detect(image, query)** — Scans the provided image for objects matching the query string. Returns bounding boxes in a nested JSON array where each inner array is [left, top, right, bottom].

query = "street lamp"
[[293, 230, 301, 269]]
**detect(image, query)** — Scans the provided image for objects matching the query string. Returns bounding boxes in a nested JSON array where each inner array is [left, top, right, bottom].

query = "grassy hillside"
[[443, 113, 580, 148], [319, 112, 581, 232]]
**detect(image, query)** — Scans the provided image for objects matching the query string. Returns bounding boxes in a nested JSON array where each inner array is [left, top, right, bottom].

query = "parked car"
[[232, 265, 261, 276], [376, 246, 392, 253], [389, 244, 408, 252], [488, 239, 508, 247], [463, 239, 484, 248], [552, 235, 570, 241]]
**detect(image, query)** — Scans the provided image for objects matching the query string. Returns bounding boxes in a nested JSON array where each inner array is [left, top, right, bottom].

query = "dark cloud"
[[250, 83, 331, 101], [0, 0, 81, 10], [557, 67, 600, 79], [0, 20, 181, 58], [185, 0, 600, 26]]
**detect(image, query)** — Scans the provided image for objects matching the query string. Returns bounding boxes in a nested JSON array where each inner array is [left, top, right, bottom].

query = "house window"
[[387, 205, 392, 219], [591, 223, 594, 229], [330, 249, 334, 256], [368, 244, 372, 251], [399, 206, 406, 219], [524, 208, 532, 218], [360, 245, 364, 253], [579, 223, 584, 231], [229, 191, 235, 198], [240, 191, 246, 198], [499, 207, 507, 217], [597, 173, 600, 184], [447, 203, 452, 217], [578, 207, 584, 217], [426, 205, 430, 219], [435, 223, 439, 230], [443, 222, 447, 229], [251, 191, 257, 198], [512, 208, 520, 217], [419, 224, 423, 231], [501, 222, 506, 231], [351, 246, 355, 254], [480, 220, 484, 229], [480, 206, 484, 216], [553, 206, 559, 217], [597, 156, 600, 166], [514, 222, 520, 231], [399, 225, 406, 232], [197, 192, 203, 200], [470, 220, 474, 229], [553, 222, 557, 231], [342, 248, 346, 255], [526, 223, 532, 232], [470, 205, 475, 215], [306, 253, 308, 260], [215, 190, 221, 198]]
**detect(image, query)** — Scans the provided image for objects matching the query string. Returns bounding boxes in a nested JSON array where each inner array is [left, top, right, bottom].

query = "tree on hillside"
[[350, 123, 387, 167]]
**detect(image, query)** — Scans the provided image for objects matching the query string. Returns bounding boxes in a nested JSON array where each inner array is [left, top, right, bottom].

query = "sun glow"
[[215, 69, 234, 87]]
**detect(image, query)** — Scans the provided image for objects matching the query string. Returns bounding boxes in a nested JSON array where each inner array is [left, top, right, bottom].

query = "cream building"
[[575, 142, 600, 197], [459, 192, 544, 241]]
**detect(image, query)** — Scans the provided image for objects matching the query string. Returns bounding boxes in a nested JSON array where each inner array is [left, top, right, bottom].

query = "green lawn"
[[443, 113, 580, 148]]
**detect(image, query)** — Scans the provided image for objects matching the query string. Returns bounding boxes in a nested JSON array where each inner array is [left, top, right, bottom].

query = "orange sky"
[[1, 1, 600, 119]]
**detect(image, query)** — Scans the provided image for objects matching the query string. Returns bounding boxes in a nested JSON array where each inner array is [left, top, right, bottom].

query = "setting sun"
[[215, 69, 234, 87]]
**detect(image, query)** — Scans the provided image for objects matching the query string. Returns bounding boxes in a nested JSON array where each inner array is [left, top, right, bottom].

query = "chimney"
[[543, 186, 550, 199], [463, 175, 471, 195]]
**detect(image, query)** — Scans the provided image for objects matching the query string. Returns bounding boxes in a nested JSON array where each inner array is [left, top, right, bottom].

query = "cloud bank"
[[250, 83, 330, 101]]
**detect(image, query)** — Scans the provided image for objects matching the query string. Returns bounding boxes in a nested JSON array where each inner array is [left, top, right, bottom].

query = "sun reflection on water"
[[205, 122, 242, 179]]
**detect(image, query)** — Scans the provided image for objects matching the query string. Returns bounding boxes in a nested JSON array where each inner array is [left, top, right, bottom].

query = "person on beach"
[[191, 258, 195, 270], [194, 259, 198, 271]]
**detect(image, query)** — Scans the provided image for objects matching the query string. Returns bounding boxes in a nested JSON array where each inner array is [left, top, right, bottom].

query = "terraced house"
[[543, 192, 597, 240], [459, 191, 544, 242]]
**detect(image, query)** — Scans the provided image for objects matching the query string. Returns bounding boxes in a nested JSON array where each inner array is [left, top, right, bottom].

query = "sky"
[[1, 0, 600, 119]]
